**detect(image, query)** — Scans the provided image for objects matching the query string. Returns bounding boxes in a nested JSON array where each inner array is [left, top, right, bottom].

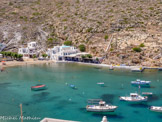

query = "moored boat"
[[86, 99, 118, 112], [149, 106, 162, 112], [101, 116, 109, 122], [97, 82, 105, 87], [131, 79, 151, 86], [119, 93, 148, 102], [31, 84, 47, 91], [69, 84, 77, 89]]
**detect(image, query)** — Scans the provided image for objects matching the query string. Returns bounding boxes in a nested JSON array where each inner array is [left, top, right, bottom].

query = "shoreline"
[[0, 60, 53, 68], [55, 61, 162, 69], [0, 60, 161, 70]]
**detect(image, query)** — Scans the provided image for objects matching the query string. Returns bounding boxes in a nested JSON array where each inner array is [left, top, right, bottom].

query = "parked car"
[[38, 57, 44, 60]]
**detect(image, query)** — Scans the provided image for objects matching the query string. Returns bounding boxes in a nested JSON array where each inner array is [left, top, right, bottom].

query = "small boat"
[[101, 116, 109, 122], [109, 65, 114, 70], [97, 82, 105, 87], [149, 106, 162, 112], [69, 84, 77, 89], [31, 84, 47, 91], [131, 79, 151, 86], [86, 99, 117, 112], [142, 92, 153, 96], [119, 93, 148, 102]]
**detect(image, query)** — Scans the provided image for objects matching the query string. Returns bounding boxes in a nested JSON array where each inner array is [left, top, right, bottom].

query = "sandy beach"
[[0, 60, 161, 71], [56, 61, 162, 70], [0, 60, 53, 68], [67, 62, 137, 69]]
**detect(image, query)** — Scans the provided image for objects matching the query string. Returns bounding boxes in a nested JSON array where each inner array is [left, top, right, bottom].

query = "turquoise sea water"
[[0, 62, 162, 122]]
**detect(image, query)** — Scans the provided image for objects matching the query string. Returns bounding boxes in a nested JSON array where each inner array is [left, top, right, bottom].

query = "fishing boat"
[[97, 82, 105, 87], [131, 79, 151, 86], [31, 84, 47, 91], [149, 106, 162, 112], [142, 92, 153, 96], [69, 84, 77, 89], [119, 93, 148, 102], [86, 99, 118, 112]]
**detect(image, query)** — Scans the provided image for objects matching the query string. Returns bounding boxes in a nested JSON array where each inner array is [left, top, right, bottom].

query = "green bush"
[[62, 19, 67, 21], [149, 7, 154, 10], [86, 28, 93, 32], [46, 38, 54, 47], [19, 16, 24, 19], [139, 43, 145, 47], [9, 2, 13, 6], [10, 12, 17, 15], [32, 12, 41, 16], [33, 54, 37, 58], [110, 48, 113, 51], [0, 51, 23, 60], [104, 35, 108, 40], [81, 55, 86, 59], [42, 54, 48, 57], [133, 47, 142, 52], [79, 44, 86, 52], [48, 38, 53, 41], [17, 54, 23, 59], [12, 53, 18, 59], [64, 41, 72, 46], [86, 54, 92, 58]]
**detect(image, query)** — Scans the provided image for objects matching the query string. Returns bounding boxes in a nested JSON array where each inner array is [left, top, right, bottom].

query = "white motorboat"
[[131, 79, 151, 86], [101, 116, 109, 122], [86, 100, 117, 112], [149, 106, 162, 112], [69, 84, 77, 89], [119, 93, 148, 102], [97, 82, 105, 87]]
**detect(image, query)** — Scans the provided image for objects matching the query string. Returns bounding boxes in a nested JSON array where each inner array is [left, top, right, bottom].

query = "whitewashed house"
[[47, 45, 78, 61], [27, 42, 37, 50], [18, 42, 38, 58]]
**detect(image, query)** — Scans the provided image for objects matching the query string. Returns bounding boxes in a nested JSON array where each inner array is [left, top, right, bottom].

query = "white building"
[[27, 42, 37, 50], [18, 42, 38, 58], [47, 45, 78, 61]]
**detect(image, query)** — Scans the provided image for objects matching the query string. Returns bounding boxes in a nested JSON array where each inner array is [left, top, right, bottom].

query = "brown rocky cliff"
[[0, 0, 161, 66]]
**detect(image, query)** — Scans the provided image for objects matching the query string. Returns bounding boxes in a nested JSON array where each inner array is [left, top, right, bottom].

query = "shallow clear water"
[[0, 63, 162, 122]]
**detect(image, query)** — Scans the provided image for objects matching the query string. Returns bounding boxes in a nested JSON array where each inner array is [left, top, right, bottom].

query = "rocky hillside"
[[0, 0, 161, 66]]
